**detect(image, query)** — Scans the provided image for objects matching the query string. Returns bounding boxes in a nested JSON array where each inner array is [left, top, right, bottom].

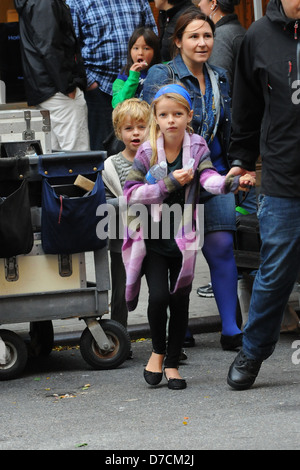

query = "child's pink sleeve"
[[200, 168, 240, 194]]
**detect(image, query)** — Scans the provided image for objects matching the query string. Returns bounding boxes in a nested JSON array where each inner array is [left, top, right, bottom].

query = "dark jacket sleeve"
[[28, 1, 78, 94], [229, 31, 265, 170]]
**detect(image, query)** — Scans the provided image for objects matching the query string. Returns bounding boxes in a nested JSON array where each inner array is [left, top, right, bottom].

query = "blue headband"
[[154, 84, 192, 109]]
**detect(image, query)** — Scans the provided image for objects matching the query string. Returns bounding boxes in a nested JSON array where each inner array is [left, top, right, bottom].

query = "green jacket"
[[112, 70, 146, 108]]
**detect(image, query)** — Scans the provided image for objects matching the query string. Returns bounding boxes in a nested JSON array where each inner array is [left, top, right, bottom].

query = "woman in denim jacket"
[[143, 8, 242, 350]]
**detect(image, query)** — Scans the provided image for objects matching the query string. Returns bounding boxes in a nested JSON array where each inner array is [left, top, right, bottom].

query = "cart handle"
[[40, 151, 106, 164], [0, 156, 27, 168]]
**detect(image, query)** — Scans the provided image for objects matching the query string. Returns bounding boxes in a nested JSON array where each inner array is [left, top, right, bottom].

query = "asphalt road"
[[1, 330, 300, 451]]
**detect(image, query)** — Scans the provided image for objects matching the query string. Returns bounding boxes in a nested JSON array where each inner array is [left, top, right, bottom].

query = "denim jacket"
[[143, 54, 232, 169]]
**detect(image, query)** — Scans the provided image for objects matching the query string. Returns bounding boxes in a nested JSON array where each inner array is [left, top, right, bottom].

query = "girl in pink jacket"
[[122, 84, 253, 390]]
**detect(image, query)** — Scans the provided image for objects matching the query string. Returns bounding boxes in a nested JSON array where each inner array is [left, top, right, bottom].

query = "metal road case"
[[0, 149, 130, 380], [0, 106, 52, 154]]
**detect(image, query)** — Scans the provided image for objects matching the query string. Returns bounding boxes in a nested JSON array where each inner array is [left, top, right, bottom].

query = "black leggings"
[[143, 250, 190, 368]]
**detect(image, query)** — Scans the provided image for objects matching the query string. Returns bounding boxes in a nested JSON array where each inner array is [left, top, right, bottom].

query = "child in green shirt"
[[112, 26, 161, 108]]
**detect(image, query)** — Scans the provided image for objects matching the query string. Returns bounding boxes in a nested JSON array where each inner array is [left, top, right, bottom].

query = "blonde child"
[[112, 27, 161, 108], [102, 99, 151, 345], [122, 84, 254, 387]]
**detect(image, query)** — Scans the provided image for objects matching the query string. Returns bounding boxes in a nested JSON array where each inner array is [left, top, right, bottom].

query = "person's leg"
[[84, 87, 113, 151], [143, 251, 169, 373], [242, 195, 300, 361], [165, 256, 190, 371], [227, 195, 300, 390], [110, 251, 128, 328], [202, 230, 241, 337], [201, 193, 241, 341], [38, 89, 90, 151]]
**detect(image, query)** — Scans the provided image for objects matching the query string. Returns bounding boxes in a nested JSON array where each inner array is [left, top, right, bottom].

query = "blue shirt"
[[66, 0, 158, 95]]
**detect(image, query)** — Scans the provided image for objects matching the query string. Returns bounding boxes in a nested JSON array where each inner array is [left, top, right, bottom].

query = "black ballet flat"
[[220, 333, 243, 351], [143, 368, 163, 386], [167, 377, 187, 390], [164, 369, 187, 390]]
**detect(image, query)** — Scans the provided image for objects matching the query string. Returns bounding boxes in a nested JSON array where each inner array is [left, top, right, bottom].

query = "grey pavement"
[[1, 252, 300, 451], [0, 330, 300, 450]]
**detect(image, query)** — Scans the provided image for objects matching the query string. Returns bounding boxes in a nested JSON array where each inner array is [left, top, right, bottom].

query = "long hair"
[[123, 27, 161, 75], [149, 86, 193, 166], [171, 8, 215, 58], [218, 0, 241, 14]]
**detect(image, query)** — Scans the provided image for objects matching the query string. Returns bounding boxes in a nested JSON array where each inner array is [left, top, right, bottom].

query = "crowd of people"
[[15, 0, 300, 391]]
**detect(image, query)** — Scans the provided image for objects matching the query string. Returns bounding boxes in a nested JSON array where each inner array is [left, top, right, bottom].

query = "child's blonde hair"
[[112, 98, 151, 140], [149, 85, 193, 166]]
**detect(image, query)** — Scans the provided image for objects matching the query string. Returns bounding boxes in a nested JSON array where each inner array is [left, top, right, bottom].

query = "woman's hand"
[[173, 169, 194, 186]]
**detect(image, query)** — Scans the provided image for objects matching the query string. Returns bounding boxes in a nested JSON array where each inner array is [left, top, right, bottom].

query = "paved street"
[[0, 331, 299, 451], [1, 253, 300, 451]]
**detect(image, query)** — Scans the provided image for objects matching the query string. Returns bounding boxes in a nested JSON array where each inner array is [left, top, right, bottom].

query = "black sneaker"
[[220, 333, 243, 351], [197, 283, 214, 298], [179, 348, 188, 361], [183, 336, 195, 347], [227, 349, 262, 390]]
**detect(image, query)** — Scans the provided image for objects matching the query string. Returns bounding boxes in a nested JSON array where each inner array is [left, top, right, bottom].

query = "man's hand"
[[67, 89, 76, 99], [227, 167, 256, 193], [227, 166, 256, 178], [238, 173, 256, 191], [87, 82, 99, 91]]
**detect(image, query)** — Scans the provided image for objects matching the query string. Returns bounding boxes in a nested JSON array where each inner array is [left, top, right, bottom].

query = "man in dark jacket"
[[14, 0, 90, 151], [154, 0, 195, 62], [227, 0, 300, 390]]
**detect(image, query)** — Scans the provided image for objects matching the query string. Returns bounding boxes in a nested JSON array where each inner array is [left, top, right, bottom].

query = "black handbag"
[[0, 157, 33, 258], [235, 213, 261, 252]]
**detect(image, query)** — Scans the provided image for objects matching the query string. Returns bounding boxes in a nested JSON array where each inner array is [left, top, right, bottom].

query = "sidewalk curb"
[[53, 315, 221, 345]]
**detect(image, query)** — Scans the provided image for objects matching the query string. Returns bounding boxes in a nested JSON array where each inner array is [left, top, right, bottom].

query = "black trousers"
[[143, 250, 190, 368], [110, 251, 128, 328], [84, 87, 113, 151]]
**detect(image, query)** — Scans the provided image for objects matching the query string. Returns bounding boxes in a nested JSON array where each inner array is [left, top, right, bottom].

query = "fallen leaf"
[[75, 443, 88, 448], [81, 383, 91, 391]]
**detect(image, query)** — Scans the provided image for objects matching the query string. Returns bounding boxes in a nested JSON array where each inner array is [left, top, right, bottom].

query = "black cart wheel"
[[0, 329, 28, 381], [80, 319, 131, 370], [28, 321, 54, 357]]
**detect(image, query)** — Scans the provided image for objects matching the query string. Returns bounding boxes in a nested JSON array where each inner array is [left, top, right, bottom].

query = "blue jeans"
[[84, 87, 113, 151], [243, 195, 300, 361]]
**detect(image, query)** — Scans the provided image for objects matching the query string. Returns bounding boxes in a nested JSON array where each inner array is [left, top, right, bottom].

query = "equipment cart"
[[0, 148, 131, 380]]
